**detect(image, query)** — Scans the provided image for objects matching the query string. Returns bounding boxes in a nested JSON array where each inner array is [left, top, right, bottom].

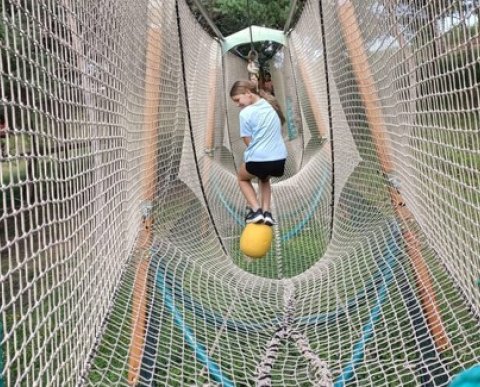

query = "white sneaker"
[[263, 211, 276, 226], [245, 208, 264, 224]]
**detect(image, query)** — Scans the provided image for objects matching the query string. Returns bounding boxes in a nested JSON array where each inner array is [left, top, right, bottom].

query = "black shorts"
[[246, 159, 286, 181]]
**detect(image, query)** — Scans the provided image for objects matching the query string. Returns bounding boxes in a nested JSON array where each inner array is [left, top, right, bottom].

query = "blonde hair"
[[229, 80, 285, 125]]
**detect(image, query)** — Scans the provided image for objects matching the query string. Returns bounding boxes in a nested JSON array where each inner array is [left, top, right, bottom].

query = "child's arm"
[[242, 136, 252, 146]]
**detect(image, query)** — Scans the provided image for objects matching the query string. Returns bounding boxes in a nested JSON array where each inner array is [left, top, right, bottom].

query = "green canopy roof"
[[221, 25, 286, 54]]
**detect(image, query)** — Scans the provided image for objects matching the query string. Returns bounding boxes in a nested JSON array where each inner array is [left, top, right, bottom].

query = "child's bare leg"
[[259, 178, 271, 212], [238, 163, 260, 209]]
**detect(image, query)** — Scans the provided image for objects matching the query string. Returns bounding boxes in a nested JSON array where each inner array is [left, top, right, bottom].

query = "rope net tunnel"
[[0, 0, 479, 386]]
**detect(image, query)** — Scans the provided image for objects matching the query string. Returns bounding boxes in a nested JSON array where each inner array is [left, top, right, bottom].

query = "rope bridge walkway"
[[1, 0, 479, 385]]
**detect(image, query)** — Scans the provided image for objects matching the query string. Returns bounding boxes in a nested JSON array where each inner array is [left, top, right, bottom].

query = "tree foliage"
[[186, 0, 305, 63], [187, 0, 303, 37], [211, 0, 291, 35]]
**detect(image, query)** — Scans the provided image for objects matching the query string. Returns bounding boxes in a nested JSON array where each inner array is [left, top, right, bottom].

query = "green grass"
[[89, 256, 477, 387], [229, 223, 329, 279], [87, 252, 141, 385], [2, 282, 69, 386], [281, 226, 329, 275], [1, 159, 27, 186], [411, 113, 480, 247]]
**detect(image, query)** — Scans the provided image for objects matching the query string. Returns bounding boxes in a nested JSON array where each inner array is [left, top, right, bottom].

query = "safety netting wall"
[[1, 0, 479, 386], [1, 0, 151, 385]]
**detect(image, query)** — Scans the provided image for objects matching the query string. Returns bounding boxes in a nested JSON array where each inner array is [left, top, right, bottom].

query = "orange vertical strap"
[[396, 205, 451, 350], [127, 232, 151, 385], [201, 45, 219, 235], [142, 27, 163, 209], [337, 0, 393, 173], [128, 26, 162, 385], [295, 48, 328, 138], [204, 45, 218, 154], [337, 0, 450, 351]]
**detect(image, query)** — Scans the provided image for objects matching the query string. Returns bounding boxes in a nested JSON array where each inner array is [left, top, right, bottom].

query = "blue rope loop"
[[449, 365, 480, 387]]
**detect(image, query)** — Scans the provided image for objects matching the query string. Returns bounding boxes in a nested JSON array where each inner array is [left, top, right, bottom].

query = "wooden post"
[[337, 0, 450, 351], [128, 25, 162, 385]]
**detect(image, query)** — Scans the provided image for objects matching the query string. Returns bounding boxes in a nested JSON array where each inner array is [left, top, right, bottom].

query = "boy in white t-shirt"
[[230, 80, 287, 226]]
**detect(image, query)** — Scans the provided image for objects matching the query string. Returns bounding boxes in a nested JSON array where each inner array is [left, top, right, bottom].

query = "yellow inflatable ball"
[[240, 223, 273, 258]]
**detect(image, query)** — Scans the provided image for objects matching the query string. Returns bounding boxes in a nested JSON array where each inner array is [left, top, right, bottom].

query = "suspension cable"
[[246, 0, 260, 75], [284, 0, 298, 33], [247, 0, 254, 49], [191, 0, 224, 40]]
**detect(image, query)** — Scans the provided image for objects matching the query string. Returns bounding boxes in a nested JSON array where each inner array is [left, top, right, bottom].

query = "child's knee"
[[238, 174, 251, 183]]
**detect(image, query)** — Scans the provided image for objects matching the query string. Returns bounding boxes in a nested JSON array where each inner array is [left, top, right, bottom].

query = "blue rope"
[[214, 166, 330, 242], [280, 170, 329, 241], [333, 224, 400, 386], [155, 264, 235, 387], [156, 245, 393, 332], [150, 221, 408, 386], [152, 224, 400, 335], [450, 365, 480, 387]]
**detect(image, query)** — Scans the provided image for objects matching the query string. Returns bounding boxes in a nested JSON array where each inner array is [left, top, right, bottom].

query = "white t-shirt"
[[239, 98, 287, 163]]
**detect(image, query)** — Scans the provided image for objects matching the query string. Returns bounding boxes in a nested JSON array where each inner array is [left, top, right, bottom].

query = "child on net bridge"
[[230, 80, 287, 226]]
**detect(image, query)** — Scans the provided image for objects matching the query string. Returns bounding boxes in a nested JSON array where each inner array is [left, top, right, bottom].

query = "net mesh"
[[1, 0, 479, 386]]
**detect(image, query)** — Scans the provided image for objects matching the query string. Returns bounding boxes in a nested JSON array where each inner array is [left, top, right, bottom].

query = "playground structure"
[[0, 0, 479, 386]]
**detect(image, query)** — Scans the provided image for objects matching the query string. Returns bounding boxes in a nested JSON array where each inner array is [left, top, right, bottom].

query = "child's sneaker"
[[245, 208, 264, 224], [263, 211, 276, 226]]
